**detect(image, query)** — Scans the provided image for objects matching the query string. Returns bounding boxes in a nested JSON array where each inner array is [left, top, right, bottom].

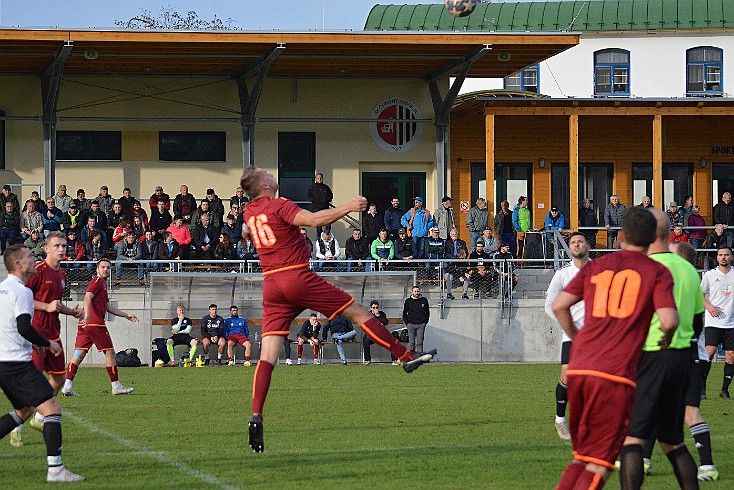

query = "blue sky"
[[0, 0, 532, 30]]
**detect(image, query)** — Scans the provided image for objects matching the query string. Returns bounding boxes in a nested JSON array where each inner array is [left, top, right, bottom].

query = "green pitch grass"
[[1, 363, 731, 489]]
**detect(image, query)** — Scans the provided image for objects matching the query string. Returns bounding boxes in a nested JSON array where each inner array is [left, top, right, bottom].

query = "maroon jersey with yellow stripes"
[[26, 260, 67, 339], [243, 196, 310, 274], [84, 276, 109, 327]]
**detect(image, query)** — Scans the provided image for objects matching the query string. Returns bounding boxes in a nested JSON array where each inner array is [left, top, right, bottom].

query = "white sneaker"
[[9, 428, 22, 447], [227, 360, 235, 366], [47, 466, 86, 483], [244, 361, 251, 367], [61, 387, 78, 397], [284, 358, 293, 365], [555, 420, 571, 440], [111, 384, 134, 395]]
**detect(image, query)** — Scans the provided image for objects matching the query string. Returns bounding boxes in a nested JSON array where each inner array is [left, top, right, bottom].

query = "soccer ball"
[[445, 0, 479, 17]]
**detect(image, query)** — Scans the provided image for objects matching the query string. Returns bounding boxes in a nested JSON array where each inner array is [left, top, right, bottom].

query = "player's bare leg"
[[62, 349, 88, 396]]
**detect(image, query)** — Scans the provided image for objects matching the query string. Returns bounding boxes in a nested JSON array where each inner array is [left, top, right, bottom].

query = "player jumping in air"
[[241, 167, 436, 452]]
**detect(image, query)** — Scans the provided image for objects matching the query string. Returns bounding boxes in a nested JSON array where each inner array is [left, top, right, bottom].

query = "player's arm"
[[106, 302, 138, 322], [544, 272, 564, 319], [79, 291, 94, 327], [291, 197, 367, 228], [551, 291, 582, 340]]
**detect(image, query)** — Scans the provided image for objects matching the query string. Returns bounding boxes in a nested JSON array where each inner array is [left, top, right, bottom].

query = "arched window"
[[594, 49, 630, 96], [504, 65, 539, 93], [687, 47, 723, 96]]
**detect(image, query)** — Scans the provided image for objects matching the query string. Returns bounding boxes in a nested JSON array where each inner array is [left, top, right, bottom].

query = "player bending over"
[[0, 245, 84, 482], [241, 166, 436, 453], [62, 258, 138, 396]]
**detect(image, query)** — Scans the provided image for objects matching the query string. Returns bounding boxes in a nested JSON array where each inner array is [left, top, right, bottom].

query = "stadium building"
[[367, 1, 734, 242]]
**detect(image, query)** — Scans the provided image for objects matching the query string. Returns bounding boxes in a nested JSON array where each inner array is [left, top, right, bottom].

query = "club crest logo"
[[722, 285, 732, 296], [369, 97, 424, 153]]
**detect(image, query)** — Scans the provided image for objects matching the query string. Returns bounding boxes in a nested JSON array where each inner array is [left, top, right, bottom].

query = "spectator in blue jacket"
[[223, 305, 252, 366], [544, 206, 566, 237], [400, 197, 433, 260], [41, 198, 64, 236]]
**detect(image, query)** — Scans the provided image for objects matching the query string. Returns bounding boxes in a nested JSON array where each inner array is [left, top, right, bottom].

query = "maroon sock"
[[297, 344, 303, 358], [245, 356, 250, 361], [313, 344, 319, 359], [252, 360, 274, 416], [572, 468, 605, 490], [556, 462, 585, 489], [66, 362, 79, 381], [106, 365, 118, 382], [361, 317, 412, 361]]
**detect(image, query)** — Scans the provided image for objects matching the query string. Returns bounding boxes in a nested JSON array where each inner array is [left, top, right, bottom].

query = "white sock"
[[555, 416, 566, 423], [111, 380, 121, 389], [34, 412, 45, 424], [47, 459, 63, 470], [63, 379, 72, 390]]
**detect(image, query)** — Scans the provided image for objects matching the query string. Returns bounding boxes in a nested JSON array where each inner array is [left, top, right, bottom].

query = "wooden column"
[[569, 114, 579, 230], [485, 114, 495, 213], [653, 114, 663, 209]]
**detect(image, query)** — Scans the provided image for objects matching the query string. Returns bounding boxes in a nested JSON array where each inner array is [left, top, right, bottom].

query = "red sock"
[[245, 356, 250, 361], [572, 469, 605, 490], [106, 365, 119, 382], [66, 362, 79, 381], [313, 344, 319, 359], [361, 317, 412, 361], [297, 344, 303, 358], [252, 360, 274, 416], [556, 462, 585, 490]]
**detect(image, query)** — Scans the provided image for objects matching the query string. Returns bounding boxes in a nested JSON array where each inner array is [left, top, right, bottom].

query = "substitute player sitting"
[[0, 245, 84, 482], [241, 166, 435, 453], [201, 304, 226, 365], [165, 304, 198, 366], [224, 305, 252, 366], [62, 258, 137, 396], [552, 207, 678, 489]]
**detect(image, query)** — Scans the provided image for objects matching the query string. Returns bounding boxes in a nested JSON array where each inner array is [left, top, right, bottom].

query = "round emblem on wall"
[[369, 97, 424, 153]]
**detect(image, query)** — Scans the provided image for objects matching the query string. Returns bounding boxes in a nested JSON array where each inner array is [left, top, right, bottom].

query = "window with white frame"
[[594, 49, 630, 96], [504, 65, 539, 93], [687, 47, 723, 96]]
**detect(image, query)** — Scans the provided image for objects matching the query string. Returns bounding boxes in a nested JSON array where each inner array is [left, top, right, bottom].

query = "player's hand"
[[347, 196, 368, 213], [707, 305, 722, 317], [127, 314, 139, 323], [72, 305, 83, 319], [46, 300, 62, 313], [47, 341, 62, 356], [79, 316, 88, 328]]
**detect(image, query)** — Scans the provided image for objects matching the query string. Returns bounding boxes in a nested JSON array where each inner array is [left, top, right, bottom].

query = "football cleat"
[[643, 458, 652, 476], [9, 428, 22, 447], [227, 360, 235, 366], [47, 466, 85, 483], [720, 390, 731, 400], [296, 358, 302, 365], [554, 420, 571, 440], [248, 413, 264, 453], [168, 360, 177, 367], [112, 385, 134, 395], [402, 349, 437, 373], [698, 465, 719, 481], [244, 361, 251, 367], [313, 359, 320, 365], [284, 358, 293, 365], [61, 388, 78, 397], [29, 417, 44, 432]]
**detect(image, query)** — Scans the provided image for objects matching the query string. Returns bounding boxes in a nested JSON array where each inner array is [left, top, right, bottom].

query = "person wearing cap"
[[479, 226, 499, 255], [434, 196, 456, 240], [72, 189, 92, 213], [95, 186, 114, 216], [148, 186, 171, 212], [467, 240, 493, 298], [230, 186, 249, 211], [221, 212, 240, 247], [63, 202, 84, 234], [466, 198, 489, 252], [424, 226, 446, 272], [0, 184, 20, 213], [117, 188, 137, 214], [205, 188, 225, 226], [383, 196, 404, 241], [0, 201, 20, 254], [173, 185, 197, 224], [512, 196, 532, 259], [52, 185, 72, 213], [24, 228, 46, 260], [544, 206, 566, 257], [306, 173, 334, 236], [393, 227, 413, 261], [667, 201, 684, 228], [400, 197, 433, 260], [494, 200, 516, 257]]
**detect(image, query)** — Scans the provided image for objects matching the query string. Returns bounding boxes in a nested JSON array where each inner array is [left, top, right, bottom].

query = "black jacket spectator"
[[306, 182, 333, 210], [149, 208, 172, 239], [403, 295, 430, 324], [0, 208, 21, 232], [345, 236, 370, 260], [84, 235, 107, 261], [298, 319, 320, 339], [192, 222, 217, 259], [230, 193, 248, 210], [140, 238, 159, 261], [384, 206, 404, 234], [362, 211, 381, 242], [159, 237, 181, 260], [713, 200, 734, 227], [205, 191, 225, 223], [394, 235, 414, 259], [148, 191, 171, 211], [173, 192, 197, 223], [86, 207, 107, 231], [322, 316, 354, 341], [117, 195, 137, 213]]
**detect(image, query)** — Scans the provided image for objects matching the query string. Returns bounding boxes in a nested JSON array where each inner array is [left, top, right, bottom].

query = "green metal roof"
[[365, 1, 734, 32]]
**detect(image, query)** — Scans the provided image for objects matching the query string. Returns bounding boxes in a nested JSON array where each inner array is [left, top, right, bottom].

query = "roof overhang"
[[0, 28, 579, 79]]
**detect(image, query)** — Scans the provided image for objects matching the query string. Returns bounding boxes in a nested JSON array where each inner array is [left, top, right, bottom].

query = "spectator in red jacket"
[[167, 215, 192, 259], [148, 185, 171, 211], [669, 224, 689, 243]]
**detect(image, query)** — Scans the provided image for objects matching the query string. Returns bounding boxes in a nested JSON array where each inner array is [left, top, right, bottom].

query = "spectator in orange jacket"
[[167, 215, 192, 259]]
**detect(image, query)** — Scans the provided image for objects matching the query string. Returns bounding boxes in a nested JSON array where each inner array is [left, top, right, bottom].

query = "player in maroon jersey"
[[552, 207, 679, 489], [62, 258, 138, 396], [241, 167, 436, 453], [9, 231, 82, 444]]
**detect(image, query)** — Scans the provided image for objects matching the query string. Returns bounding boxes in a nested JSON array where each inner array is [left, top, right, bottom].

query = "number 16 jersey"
[[563, 250, 676, 382]]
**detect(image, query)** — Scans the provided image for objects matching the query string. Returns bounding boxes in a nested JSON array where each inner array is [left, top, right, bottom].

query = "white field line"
[[64, 411, 241, 490]]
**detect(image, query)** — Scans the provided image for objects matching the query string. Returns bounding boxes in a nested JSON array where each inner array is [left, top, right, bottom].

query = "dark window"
[[632, 163, 693, 205], [0, 109, 5, 170], [687, 47, 723, 96], [159, 131, 226, 162], [56, 131, 121, 161], [278, 132, 315, 204], [594, 49, 630, 96], [504, 65, 540, 93], [551, 163, 570, 221], [579, 164, 613, 223]]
